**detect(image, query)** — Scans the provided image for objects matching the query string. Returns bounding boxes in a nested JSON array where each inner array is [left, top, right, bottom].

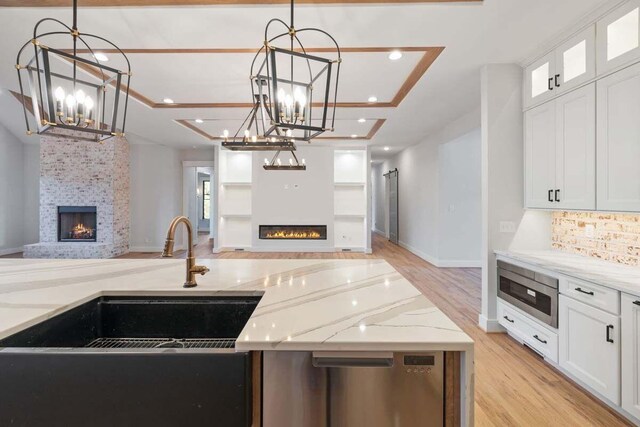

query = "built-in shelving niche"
[[333, 150, 367, 250], [218, 151, 252, 249]]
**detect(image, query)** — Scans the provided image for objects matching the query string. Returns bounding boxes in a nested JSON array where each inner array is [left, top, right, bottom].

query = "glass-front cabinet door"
[[524, 51, 556, 109], [556, 26, 596, 94], [597, 0, 640, 75]]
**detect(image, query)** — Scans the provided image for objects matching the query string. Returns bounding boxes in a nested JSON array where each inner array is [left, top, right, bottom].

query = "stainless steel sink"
[[0, 295, 261, 427]]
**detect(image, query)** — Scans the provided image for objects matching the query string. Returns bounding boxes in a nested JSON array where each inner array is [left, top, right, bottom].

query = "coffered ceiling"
[[0, 0, 611, 154]]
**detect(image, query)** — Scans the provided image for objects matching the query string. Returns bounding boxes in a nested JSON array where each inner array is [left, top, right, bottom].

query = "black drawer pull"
[[606, 325, 614, 343], [533, 335, 547, 344], [548, 77, 554, 91], [554, 74, 560, 87], [503, 315, 514, 323], [575, 287, 594, 296], [548, 189, 554, 202], [554, 189, 560, 202], [634, 301, 640, 306]]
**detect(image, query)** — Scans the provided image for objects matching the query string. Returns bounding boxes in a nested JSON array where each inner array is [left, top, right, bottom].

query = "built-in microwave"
[[497, 260, 559, 328]]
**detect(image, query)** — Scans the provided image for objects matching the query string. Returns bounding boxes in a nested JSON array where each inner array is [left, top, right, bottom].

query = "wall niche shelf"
[[333, 150, 368, 251]]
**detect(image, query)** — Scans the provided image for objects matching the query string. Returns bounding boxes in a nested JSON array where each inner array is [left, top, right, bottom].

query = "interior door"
[[386, 169, 399, 245], [555, 83, 596, 210]]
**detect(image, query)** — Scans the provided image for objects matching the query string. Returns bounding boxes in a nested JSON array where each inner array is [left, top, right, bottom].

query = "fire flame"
[[70, 223, 95, 239], [265, 230, 322, 239]]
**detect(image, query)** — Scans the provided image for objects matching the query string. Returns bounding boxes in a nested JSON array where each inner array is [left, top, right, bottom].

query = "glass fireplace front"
[[58, 206, 97, 242]]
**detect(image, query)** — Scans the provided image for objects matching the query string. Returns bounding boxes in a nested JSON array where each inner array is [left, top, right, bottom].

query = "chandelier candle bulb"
[[54, 87, 65, 117]]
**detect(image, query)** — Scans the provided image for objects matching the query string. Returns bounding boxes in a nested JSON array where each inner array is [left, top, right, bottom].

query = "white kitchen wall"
[[0, 122, 25, 255], [129, 144, 183, 251], [22, 143, 40, 246], [438, 128, 482, 264], [372, 110, 481, 267]]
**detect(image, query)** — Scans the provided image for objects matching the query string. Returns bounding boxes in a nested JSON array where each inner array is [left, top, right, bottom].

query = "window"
[[202, 180, 211, 220]]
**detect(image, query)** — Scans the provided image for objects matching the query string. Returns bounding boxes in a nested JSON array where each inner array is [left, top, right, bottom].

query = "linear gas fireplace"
[[58, 206, 97, 242], [259, 225, 327, 240]]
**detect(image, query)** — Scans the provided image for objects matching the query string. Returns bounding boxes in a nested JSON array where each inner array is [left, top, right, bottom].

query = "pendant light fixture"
[[15, 0, 131, 142], [223, 0, 341, 152], [263, 151, 306, 171]]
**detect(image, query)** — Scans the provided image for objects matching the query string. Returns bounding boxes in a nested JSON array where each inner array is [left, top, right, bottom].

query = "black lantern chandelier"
[[263, 150, 306, 171], [222, 0, 341, 152], [16, 0, 131, 142]]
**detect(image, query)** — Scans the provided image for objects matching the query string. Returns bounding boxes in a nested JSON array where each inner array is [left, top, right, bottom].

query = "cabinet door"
[[597, 62, 640, 212], [622, 293, 640, 420], [525, 101, 556, 208], [559, 295, 620, 405], [556, 26, 596, 93], [524, 51, 556, 109], [555, 84, 596, 210], [597, 0, 640, 75]]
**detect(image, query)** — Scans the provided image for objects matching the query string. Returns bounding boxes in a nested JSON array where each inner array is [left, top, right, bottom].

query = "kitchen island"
[[0, 258, 474, 426]]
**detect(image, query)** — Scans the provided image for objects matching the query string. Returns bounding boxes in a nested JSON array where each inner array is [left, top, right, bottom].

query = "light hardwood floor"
[[3, 234, 632, 426]]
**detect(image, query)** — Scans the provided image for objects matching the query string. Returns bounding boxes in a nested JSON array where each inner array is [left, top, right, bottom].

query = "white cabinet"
[[525, 52, 556, 108], [556, 26, 596, 93], [597, 0, 640, 75], [559, 295, 620, 404], [622, 293, 640, 420], [525, 84, 595, 209], [525, 26, 595, 109], [597, 62, 640, 212]]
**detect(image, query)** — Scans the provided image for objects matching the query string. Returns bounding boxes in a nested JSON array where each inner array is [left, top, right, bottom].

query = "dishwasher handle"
[[312, 351, 394, 368]]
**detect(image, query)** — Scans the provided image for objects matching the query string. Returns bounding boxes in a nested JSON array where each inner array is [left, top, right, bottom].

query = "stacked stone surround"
[[24, 131, 130, 259], [552, 211, 640, 266]]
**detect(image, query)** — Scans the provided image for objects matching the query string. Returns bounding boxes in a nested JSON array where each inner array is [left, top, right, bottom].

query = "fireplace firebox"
[[259, 225, 327, 240], [58, 206, 97, 242]]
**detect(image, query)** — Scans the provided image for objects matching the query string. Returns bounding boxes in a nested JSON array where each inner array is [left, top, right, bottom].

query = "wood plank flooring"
[[3, 234, 632, 426]]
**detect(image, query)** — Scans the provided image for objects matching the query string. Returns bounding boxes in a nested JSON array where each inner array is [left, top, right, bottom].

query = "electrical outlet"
[[284, 184, 289, 190], [499, 221, 516, 233], [585, 224, 595, 238]]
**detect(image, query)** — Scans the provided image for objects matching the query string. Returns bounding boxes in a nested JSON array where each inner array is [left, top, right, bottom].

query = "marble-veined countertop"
[[0, 258, 473, 352], [495, 250, 640, 296]]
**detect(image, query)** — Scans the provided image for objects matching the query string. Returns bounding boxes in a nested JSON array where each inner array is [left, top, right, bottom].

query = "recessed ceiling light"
[[388, 50, 402, 61], [195, 119, 203, 124], [368, 96, 378, 103], [163, 98, 174, 104], [350, 134, 358, 138], [384, 146, 390, 151], [358, 118, 366, 123], [93, 53, 109, 62]]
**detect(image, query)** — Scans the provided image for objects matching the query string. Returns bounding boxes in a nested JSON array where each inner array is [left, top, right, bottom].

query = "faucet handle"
[[192, 265, 210, 276]]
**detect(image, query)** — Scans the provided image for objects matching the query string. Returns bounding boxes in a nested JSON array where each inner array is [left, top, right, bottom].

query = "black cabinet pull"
[[548, 77, 554, 91], [554, 189, 560, 202], [533, 335, 547, 344], [606, 325, 614, 343], [575, 287, 594, 296], [503, 315, 514, 323], [554, 74, 560, 87], [633, 301, 640, 306], [548, 189, 554, 202]]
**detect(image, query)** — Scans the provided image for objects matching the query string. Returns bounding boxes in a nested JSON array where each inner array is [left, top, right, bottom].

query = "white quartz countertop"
[[0, 258, 473, 352], [495, 250, 640, 296]]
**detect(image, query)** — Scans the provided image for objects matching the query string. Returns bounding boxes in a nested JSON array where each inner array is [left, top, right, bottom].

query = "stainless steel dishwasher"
[[262, 351, 445, 427]]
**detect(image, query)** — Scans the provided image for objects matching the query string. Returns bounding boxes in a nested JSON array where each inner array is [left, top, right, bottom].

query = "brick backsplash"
[[552, 211, 640, 266]]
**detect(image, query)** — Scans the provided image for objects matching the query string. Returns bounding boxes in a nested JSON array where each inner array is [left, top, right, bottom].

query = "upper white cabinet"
[[597, 61, 640, 212], [525, 84, 596, 210], [597, 0, 640, 75], [559, 295, 620, 405], [622, 293, 640, 420], [525, 52, 556, 108], [524, 26, 595, 109]]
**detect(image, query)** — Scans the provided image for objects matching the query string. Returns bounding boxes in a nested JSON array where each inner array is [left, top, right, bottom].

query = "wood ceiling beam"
[[1, 0, 481, 6]]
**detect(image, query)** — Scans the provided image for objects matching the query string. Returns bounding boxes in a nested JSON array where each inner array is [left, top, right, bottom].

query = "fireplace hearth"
[[58, 206, 97, 242], [259, 225, 327, 240]]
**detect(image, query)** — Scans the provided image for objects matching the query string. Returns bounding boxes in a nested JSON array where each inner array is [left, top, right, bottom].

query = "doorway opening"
[[384, 168, 399, 245]]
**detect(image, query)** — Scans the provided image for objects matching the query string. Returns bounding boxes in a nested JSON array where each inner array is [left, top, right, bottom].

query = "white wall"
[[22, 143, 40, 246], [0, 123, 25, 255], [438, 128, 482, 264], [129, 144, 183, 251], [372, 109, 482, 267]]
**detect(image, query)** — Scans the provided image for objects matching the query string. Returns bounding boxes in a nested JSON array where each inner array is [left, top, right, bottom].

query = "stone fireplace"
[[24, 131, 129, 259]]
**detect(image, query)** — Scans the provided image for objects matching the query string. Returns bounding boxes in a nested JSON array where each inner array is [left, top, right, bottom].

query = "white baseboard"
[[397, 240, 480, 268], [0, 246, 23, 256], [478, 314, 505, 333], [372, 228, 386, 237]]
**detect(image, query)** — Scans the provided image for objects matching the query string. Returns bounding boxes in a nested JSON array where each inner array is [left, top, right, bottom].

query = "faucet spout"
[[162, 216, 209, 288]]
